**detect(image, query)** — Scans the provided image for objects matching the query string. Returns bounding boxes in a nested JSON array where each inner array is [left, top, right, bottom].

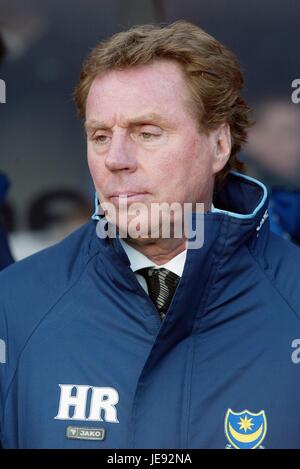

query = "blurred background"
[[0, 0, 300, 264]]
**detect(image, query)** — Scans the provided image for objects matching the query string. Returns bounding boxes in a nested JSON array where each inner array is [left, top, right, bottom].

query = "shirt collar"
[[119, 237, 187, 277], [118, 203, 215, 277]]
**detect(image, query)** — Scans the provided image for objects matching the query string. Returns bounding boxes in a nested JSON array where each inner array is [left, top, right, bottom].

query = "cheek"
[[166, 138, 213, 198], [164, 136, 211, 181]]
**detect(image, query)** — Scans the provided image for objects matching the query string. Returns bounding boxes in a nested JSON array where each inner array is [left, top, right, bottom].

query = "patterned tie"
[[137, 267, 180, 320]]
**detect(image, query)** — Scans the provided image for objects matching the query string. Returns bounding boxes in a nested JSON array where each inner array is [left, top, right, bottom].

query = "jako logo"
[[54, 384, 119, 422], [256, 210, 269, 234]]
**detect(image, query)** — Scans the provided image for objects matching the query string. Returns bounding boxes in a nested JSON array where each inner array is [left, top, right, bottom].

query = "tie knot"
[[137, 267, 180, 320]]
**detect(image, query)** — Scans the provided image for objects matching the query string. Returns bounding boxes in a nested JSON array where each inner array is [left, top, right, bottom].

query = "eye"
[[140, 132, 160, 140], [94, 135, 109, 144]]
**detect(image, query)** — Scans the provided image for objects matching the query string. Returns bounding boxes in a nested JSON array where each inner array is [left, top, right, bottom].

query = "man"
[[0, 35, 14, 271], [1, 21, 300, 449]]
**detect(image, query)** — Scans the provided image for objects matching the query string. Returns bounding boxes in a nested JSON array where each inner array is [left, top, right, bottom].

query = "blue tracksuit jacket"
[[1, 172, 300, 449]]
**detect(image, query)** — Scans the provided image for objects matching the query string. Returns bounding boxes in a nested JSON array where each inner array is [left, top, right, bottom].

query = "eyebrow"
[[84, 113, 171, 134]]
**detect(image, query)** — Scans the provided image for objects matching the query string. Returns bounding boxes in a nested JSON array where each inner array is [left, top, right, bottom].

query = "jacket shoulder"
[[0, 221, 99, 353], [0, 220, 97, 293]]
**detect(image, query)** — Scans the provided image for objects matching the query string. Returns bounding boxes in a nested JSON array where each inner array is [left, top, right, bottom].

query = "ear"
[[211, 123, 232, 174]]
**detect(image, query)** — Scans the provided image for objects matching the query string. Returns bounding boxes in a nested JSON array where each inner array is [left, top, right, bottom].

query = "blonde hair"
[[74, 21, 253, 188]]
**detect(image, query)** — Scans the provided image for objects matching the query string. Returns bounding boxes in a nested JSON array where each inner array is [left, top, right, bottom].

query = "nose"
[[105, 133, 137, 173]]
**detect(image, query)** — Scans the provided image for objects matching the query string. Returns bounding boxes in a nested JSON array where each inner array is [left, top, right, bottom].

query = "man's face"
[[85, 59, 219, 238]]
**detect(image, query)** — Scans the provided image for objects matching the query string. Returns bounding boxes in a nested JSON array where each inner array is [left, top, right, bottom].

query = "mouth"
[[109, 192, 149, 203]]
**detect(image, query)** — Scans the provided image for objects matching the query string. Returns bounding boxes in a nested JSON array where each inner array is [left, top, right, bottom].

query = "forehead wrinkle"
[[84, 111, 176, 134]]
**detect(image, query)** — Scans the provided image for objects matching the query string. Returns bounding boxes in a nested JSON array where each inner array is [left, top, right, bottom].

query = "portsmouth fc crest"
[[225, 409, 267, 449]]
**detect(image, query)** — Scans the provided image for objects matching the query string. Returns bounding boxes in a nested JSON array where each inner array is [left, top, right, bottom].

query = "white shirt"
[[119, 237, 187, 294], [118, 203, 214, 294]]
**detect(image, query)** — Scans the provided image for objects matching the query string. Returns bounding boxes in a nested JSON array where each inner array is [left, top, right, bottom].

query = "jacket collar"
[[92, 171, 269, 266]]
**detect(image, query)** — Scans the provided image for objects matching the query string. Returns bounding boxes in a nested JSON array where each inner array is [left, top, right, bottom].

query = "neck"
[[117, 197, 213, 264], [123, 236, 187, 265]]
